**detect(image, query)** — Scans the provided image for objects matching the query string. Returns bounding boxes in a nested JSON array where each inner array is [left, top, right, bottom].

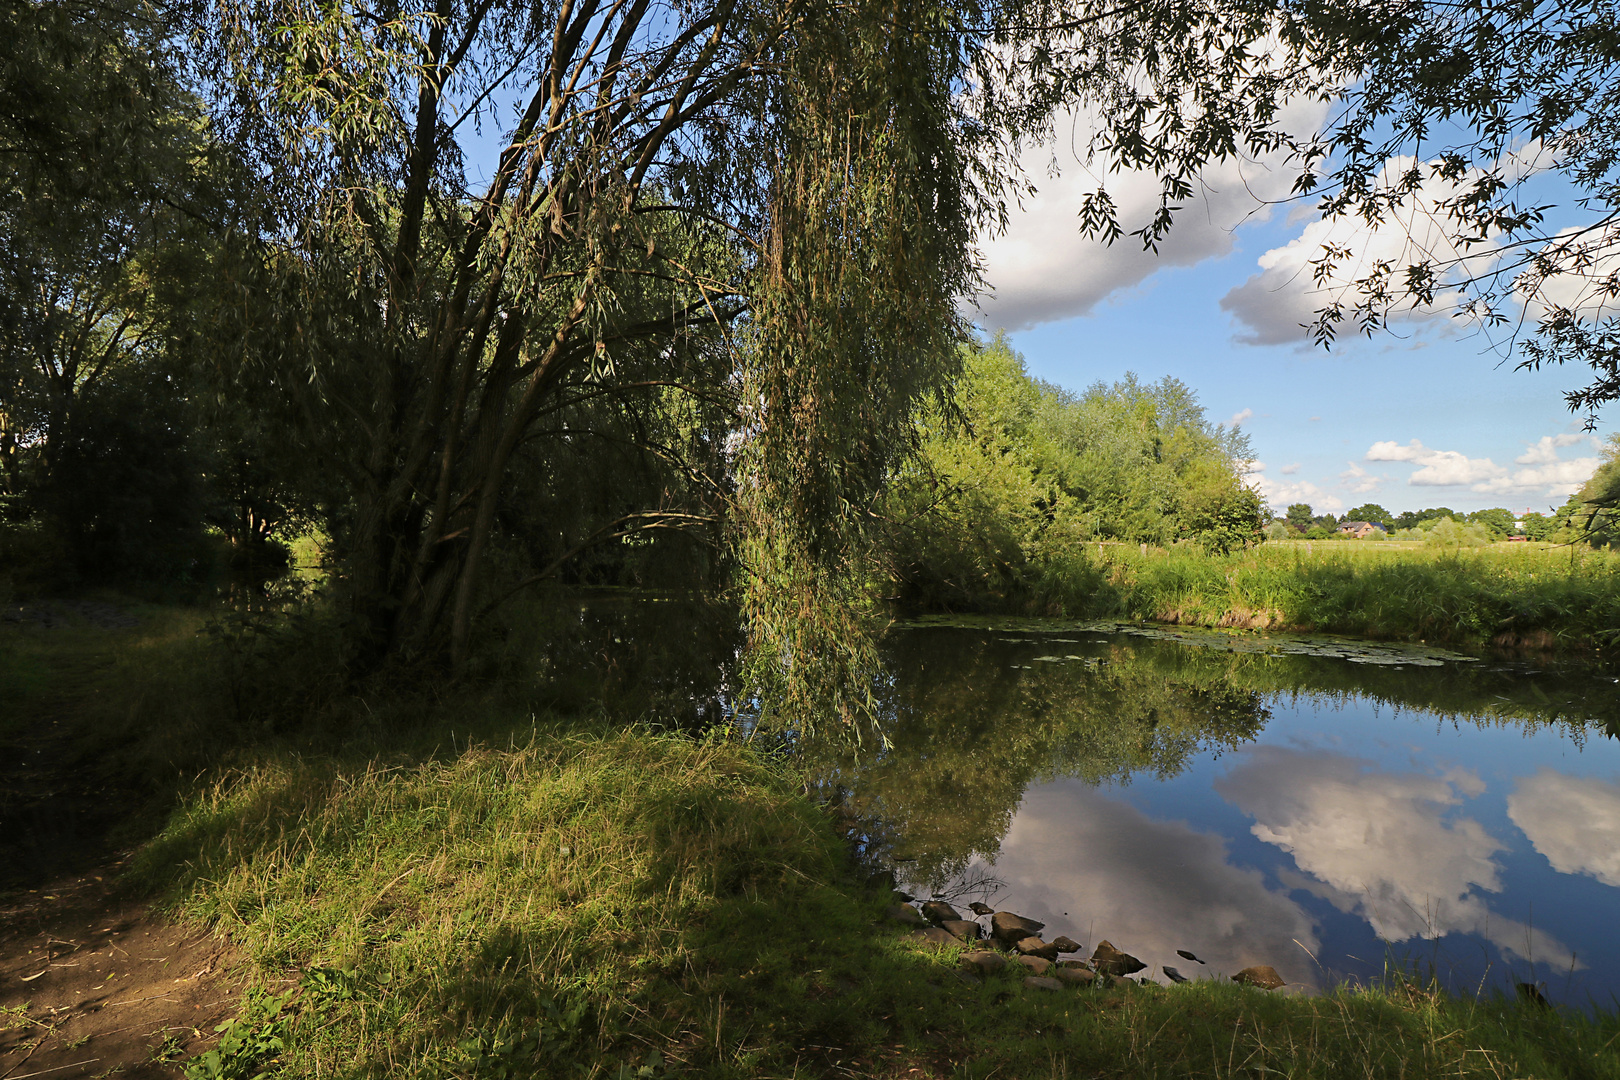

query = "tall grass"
[[1057, 541, 1620, 650], [130, 730, 1620, 1079]]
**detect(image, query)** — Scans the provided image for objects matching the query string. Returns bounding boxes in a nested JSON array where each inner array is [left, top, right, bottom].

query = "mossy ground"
[[4, 598, 1619, 1078]]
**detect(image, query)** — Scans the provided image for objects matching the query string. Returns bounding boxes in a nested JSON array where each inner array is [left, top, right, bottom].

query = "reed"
[[1046, 541, 1620, 651]]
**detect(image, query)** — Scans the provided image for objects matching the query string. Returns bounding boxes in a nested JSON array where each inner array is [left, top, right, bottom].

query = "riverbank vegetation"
[[8, 0, 1620, 1072], [6, 614, 1619, 1079]]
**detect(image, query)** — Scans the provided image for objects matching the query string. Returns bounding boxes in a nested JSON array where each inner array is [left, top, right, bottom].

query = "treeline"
[[878, 338, 1262, 611]]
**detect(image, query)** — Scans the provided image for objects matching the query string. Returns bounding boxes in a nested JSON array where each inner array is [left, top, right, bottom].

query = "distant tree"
[[1426, 517, 1491, 548], [1394, 507, 1455, 530], [1311, 513, 1339, 532], [1343, 503, 1393, 527], [1466, 508, 1516, 538], [1263, 520, 1294, 542], [1518, 512, 1555, 541], [1285, 504, 1314, 532]]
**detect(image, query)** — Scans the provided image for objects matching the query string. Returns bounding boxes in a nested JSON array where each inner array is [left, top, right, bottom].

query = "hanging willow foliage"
[[732, 0, 979, 733]]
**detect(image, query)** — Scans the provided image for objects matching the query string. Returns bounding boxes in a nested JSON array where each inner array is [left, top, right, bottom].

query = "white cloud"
[[972, 97, 1329, 331], [1246, 460, 1267, 475], [1251, 475, 1344, 513], [1228, 407, 1255, 428], [1507, 770, 1620, 888], [1515, 434, 1596, 466], [1339, 461, 1384, 494], [1280, 463, 1301, 475], [1215, 747, 1577, 967], [968, 781, 1321, 984], [1220, 157, 1504, 347], [1366, 437, 1598, 497]]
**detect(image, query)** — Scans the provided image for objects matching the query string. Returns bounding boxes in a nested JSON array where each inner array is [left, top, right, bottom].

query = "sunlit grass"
[[1066, 541, 1620, 650], [132, 731, 1620, 1078]]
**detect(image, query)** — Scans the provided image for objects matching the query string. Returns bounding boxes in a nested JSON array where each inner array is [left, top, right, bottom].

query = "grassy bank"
[[135, 730, 1620, 1079], [1057, 541, 1620, 651], [8, 604, 1620, 1077]]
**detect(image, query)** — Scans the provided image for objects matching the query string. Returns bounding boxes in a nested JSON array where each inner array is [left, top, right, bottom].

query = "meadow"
[[1051, 540, 1620, 652]]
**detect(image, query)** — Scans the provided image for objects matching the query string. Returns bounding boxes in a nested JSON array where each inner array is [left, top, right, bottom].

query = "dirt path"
[[0, 608, 239, 1080]]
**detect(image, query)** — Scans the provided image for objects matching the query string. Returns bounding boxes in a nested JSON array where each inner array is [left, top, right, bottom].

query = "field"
[[1057, 540, 1620, 652]]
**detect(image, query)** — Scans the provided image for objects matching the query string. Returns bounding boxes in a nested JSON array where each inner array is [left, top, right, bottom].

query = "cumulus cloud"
[[1251, 475, 1344, 513], [1516, 434, 1597, 466], [968, 781, 1320, 983], [1507, 770, 1620, 888], [1228, 407, 1255, 428], [1339, 461, 1384, 494], [1365, 438, 1598, 497], [972, 98, 1329, 331], [1215, 747, 1577, 966], [1281, 463, 1301, 475], [1220, 157, 1507, 347]]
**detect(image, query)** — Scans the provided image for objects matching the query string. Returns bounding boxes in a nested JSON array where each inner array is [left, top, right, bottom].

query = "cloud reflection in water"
[[1508, 769, 1620, 889], [967, 781, 1320, 982], [1216, 746, 1579, 969]]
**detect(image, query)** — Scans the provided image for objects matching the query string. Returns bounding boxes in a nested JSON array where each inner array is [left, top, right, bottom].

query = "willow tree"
[[198, 0, 1360, 717]]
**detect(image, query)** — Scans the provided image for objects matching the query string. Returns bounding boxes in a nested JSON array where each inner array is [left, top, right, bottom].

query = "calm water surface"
[[565, 595, 1620, 1007], [819, 621, 1620, 1009]]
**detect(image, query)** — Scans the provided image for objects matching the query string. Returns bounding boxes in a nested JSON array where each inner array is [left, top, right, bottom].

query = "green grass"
[[10, 598, 1620, 1078], [1059, 541, 1620, 651], [129, 729, 1620, 1079]]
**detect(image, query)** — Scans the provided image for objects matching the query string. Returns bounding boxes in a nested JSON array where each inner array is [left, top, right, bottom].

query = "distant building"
[[1335, 520, 1385, 539]]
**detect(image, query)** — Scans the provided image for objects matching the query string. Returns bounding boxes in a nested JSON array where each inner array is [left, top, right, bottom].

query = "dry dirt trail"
[[0, 605, 238, 1080]]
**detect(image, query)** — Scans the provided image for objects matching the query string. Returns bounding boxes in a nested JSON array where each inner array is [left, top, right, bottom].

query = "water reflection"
[[970, 782, 1320, 980], [849, 624, 1620, 1006], [1215, 747, 1575, 969], [1508, 770, 1620, 888]]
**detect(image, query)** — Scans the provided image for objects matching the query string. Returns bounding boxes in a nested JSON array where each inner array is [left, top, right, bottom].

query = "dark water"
[[820, 620, 1620, 1009], [562, 594, 1620, 1008]]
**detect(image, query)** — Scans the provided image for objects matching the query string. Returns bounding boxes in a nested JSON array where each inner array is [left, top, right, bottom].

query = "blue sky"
[[971, 122, 1608, 519]]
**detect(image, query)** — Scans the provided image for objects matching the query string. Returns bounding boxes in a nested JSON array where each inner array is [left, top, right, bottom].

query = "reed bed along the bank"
[[1066, 541, 1620, 650]]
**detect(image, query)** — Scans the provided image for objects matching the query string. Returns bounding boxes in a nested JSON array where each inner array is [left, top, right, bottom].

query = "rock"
[[939, 919, 981, 942], [1023, 976, 1063, 991], [1162, 966, 1189, 984], [1090, 940, 1146, 977], [1059, 960, 1092, 971], [1054, 966, 1096, 987], [990, 911, 1045, 946], [909, 927, 957, 947], [1232, 965, 1285, 990], [1051, 936, 1083, 954], [887, 903, 925, 926], [968, 902, 995, 916], [959, 951, 1007, 976], [1176, 949, 1205, 964], [921, 901, 962, 925], [1016, 955, 1052, 976], [1014, 937, 1060, 961]]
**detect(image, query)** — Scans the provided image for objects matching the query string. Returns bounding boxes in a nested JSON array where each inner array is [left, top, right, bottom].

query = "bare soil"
[[0, 607, 239, 1080]]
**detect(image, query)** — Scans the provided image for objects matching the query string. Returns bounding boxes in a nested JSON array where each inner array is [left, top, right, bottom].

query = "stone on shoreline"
[[990, 911, 1045, 945], [887, 903, 925, 926], [1232, 965, 1285, 990], [1090, 940, 1145, 976], [921, 901, 961, 925], [940, 919, 981, 942], [1014, 937, 1060, 961]]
